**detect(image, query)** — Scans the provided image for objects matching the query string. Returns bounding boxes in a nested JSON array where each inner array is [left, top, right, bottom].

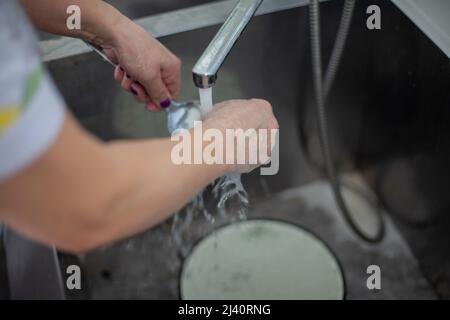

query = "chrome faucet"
[[192, 0, 263, 89]]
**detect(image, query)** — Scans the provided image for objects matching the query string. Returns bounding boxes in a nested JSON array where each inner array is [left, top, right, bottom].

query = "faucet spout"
[[192, 0, 263, 88]]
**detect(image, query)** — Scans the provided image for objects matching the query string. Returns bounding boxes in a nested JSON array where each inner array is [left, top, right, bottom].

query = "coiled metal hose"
[[309, 0, 384, 243]]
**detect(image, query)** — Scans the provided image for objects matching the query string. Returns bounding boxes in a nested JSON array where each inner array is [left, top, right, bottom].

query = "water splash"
[[213, 172, 249, 220], [170, 88, 250, 256], [199, 89, 249, 222], [171, 174, 249, 257], [171, 193, 209, 257]]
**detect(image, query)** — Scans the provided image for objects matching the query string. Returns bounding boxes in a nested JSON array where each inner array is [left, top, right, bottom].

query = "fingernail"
[[160, 99, 171, 109], [131, 88, 138, 95], [146, 102, 158, 111], [119, 66, 124, 71]]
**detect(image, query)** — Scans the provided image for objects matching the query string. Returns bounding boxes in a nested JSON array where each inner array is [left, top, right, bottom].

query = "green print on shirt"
[[21, 64, 43, 110]]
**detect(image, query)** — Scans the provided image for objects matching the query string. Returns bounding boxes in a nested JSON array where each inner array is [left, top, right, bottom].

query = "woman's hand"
[[102, 21, 182, 112], [203, 99, 279, 174], [21, 0, 182, 111]]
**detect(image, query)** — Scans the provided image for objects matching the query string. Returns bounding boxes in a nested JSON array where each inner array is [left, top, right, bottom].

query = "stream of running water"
[[170, 88, 249, 256]]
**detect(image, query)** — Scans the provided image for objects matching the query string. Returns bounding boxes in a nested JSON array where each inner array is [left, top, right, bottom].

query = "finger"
[[121, 72, 133, 91], [114, 65, 125, 82], [146, 102, 160, 112], [130, 82, 150, 103], [144, 73, 172, 109], [130, 82, 163, 111], [103, 48, 119, 65], [161, 56, 182, 99]]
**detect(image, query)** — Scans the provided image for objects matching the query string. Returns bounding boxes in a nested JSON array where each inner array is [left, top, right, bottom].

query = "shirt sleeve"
[[0, 0, 65, 182]]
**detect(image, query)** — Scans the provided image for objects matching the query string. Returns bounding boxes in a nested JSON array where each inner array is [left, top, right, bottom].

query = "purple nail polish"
[[131, 88, 138, 95], [119, 66, 124, 71], [160, 99, 171, 109]]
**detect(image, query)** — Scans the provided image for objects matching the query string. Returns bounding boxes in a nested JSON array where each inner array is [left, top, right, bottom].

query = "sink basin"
[[8, 0, 448, 299]]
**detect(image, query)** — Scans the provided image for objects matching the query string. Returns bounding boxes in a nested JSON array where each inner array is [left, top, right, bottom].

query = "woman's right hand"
[[104, 22, 182, 112], [202, 99, 279, 174]]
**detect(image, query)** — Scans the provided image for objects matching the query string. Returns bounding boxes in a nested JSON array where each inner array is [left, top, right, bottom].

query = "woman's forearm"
[[0, 98, 277, 253], [20, 0, 127, 46], [0, 114, 228, 253], [96, 136, 229, 250]]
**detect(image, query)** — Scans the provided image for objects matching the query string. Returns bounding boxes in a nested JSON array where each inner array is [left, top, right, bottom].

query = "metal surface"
[[309, 0, 384, 243], [392, 0, 450, 59], [41, 0, 445, 299], [84, 41, 117, 68], [192, 0, 262, 88], [3, 228, 65, 300], [0, 225, 9, 298], [41, 0, 328, 62]]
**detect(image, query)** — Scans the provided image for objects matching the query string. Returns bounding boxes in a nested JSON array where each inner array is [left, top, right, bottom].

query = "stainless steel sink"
[[5, 0, 449, 299]]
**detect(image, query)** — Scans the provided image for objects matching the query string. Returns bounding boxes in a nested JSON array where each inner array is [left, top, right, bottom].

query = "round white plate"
[[181, 220, 344, 300]]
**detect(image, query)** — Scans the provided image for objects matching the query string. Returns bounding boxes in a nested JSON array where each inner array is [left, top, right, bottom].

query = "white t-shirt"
[[0, 0, 65, 181]]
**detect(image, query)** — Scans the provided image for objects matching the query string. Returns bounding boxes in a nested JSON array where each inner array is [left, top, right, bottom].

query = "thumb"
[[145, 73, 172, 109], [102, 48, 119, 65]]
